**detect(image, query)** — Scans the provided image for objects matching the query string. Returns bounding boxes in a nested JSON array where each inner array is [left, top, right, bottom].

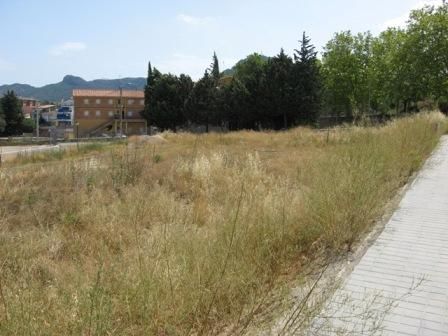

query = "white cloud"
[[177, 14, 214, 26], [382, 0, 444, 29], [50, 42, 87, 56]]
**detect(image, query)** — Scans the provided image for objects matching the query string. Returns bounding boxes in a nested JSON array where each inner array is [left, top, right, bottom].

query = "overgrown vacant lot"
[[0, 113, 446, 335]]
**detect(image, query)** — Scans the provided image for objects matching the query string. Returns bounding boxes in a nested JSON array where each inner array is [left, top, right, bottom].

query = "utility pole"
[[35, 108, 40, 138]]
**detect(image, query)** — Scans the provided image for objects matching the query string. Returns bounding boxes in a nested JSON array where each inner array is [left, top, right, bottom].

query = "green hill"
[[222, 54, 270, 76]]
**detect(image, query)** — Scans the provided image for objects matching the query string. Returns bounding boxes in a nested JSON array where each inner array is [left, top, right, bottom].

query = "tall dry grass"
[[0, 112, 446, 335]]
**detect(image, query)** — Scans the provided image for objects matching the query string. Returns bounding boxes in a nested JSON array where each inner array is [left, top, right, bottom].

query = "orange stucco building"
[[73, 89, 147, 137]]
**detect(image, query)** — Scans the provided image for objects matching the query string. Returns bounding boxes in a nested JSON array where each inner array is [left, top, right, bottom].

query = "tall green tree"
[[1, 90, 23, 135], [232, 53, 269, 129], [218, 78, 250, 130], [265, 49, 294, 129], [142, 62, 160, 125], [210, 52, 220, 81], [293, 32, 321, 125], [322, 31, 374, 118], [370, 28, 415, 113], [142, 61, 193, 131], [185, 71, 217, 132], [0, 99, 5, 133], [406, 3, 448, 101]]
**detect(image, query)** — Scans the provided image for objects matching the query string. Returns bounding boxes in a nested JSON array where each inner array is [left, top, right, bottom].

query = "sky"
[[0, 0, 443, 87]]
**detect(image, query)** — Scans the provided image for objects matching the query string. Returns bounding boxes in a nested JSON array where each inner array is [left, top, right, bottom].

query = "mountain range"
[[0, 75, 147, 102], [0, 55, 270, 102]]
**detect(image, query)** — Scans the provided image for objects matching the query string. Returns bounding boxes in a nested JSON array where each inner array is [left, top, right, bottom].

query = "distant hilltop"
[[0, 75, 146, 102], [0, 55, 270, 102]]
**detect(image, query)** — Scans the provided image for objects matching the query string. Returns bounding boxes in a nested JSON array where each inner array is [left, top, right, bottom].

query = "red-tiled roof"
[[73, 89, 144, 98]]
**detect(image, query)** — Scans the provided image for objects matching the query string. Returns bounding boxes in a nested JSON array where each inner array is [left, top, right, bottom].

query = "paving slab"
[[309, 136, 448, 336]]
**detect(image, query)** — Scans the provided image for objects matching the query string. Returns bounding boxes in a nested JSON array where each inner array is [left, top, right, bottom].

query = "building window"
[[84, 99, 89, 104], [140, 99, 144, 106], [127, 111, 133, 117], [96, 111, 101, 117], [108, 111, 114, 117], [108, 99, 113, 105], [128, 99, 135, 105], [96, 99, 101, 104], [84, 110, 90, 116]]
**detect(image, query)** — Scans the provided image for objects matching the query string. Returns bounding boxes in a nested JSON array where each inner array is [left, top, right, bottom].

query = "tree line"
[[322, 2, 448, 118], [142, 32, 320, 132], [143, 3, 448, 132]]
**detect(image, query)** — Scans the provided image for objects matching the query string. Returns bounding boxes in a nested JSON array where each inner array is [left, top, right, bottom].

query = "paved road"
[[310, 136, 448, 336]]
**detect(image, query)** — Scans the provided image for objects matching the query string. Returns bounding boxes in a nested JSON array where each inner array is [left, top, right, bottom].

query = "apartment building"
[[73, 89, 147, 137], [19, 97, 40, 118]]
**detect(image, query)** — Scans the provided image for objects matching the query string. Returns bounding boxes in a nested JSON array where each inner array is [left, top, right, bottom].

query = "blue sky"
[[0, 0, 442, 86]]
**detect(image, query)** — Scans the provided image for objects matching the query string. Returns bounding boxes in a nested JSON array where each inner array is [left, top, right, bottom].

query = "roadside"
[[246, 135, 446, 336]]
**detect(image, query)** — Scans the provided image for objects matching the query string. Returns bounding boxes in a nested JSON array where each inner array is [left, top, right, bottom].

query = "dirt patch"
[[128, 135, 168, 145]]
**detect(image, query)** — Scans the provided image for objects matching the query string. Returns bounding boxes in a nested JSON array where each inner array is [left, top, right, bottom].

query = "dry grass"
[[0, 113, 446, 335]]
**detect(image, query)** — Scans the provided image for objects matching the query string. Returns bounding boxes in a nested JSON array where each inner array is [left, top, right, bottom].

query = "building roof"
[[73, 89, 144, 98], [19, 97, 38, 101]]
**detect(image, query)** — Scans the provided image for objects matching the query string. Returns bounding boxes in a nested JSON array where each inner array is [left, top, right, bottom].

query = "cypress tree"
[[210, 52, 220, 81], [1, 90, 23, 135], [146, 61, 153, 86], [0, 98, 5, 133]]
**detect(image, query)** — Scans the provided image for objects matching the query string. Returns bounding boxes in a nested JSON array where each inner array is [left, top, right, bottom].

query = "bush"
[[438, 96, 448, 115], [21, 118, 35, 133]]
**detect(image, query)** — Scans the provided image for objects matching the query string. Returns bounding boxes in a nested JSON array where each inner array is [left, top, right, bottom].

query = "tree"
[[406, 3, 448, 101], [295, 31, 317, 64], [265, 49, 294, 129], [232, 53, 269, 129], [142, 61, 193, 131], [215, 78, 250, 131], [210, 52, 220, 81], [146, 61, 153, 86], [142, 62, 160, 126], [321, 31, 374, 118], [293, 32, 321, 125], [0, 100, 5, 133], [144, 73, 193, 131], [185, 71, 217, 132], [370, 28, 415, 114], [1, 90, 23, 135]]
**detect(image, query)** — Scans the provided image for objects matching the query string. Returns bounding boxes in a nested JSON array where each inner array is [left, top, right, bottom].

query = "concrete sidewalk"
[[310, 136, 448, 336]]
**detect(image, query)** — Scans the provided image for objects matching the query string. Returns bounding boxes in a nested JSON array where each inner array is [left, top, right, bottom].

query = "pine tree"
[[146, 61, 153, 86], [142, 65, 191, 132], [0, 98, 5, 133], [142, 61, 161, 125], [1, 90, 23, 135], [266, 48, 294, 129], [295, 32, 317, 64], [210, 52, 220, 81], [293, 32, 321, 125], [185, 71, 217, 132]]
